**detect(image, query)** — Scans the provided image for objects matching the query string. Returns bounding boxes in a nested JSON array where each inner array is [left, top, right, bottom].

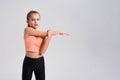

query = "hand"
[[58, 31, 69, 35], [47, 29, 54, 37], [47, 29, 69, 36]]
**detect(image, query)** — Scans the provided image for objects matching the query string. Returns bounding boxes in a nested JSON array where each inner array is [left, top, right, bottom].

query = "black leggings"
[[22, 56, 45, 80]]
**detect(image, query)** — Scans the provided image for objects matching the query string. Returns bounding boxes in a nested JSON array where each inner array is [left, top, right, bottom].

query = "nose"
[[35, 20, 37, 23]]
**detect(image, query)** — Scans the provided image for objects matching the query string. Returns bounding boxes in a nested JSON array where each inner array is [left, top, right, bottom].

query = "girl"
[[22, 10, 68, 80]]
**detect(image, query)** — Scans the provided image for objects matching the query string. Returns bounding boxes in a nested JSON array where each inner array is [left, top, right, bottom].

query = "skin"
[[24, 13, 69, 58]]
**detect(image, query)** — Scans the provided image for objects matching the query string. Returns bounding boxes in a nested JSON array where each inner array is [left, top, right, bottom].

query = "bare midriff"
[[25, 51, 43, 58]]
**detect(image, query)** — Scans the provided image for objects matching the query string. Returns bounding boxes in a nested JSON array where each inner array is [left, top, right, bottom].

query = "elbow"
[[39, 50, 46, 55]]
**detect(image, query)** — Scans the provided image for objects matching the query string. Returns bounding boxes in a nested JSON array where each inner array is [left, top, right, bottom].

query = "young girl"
[[22, 10, 68, 80]]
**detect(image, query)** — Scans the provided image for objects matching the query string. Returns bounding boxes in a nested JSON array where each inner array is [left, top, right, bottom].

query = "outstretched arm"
[[52, 30, 69, 36], [39, 29, 69, 56], [24, 27, 48, 37]]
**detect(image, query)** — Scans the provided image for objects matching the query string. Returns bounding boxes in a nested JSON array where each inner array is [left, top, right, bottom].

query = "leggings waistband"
[[24, 56, 44, 61]]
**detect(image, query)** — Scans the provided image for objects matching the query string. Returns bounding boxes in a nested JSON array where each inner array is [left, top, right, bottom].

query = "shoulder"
[[24, 27, 36, 33], [24, 27, 31, 36], [24, 27, 33, 31]]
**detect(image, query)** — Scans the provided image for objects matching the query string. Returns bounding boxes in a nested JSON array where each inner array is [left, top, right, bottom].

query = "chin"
[[34, 26, 38, 29]]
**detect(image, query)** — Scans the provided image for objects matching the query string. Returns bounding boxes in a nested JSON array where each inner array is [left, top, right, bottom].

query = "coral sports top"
[[24, 36, 43, 53]]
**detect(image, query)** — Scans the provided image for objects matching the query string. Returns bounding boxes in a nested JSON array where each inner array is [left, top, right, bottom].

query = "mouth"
[[35, 24, 38, 26]]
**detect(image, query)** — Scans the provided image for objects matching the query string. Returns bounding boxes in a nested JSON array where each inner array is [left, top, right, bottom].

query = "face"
[[27, 13, 40, 29]]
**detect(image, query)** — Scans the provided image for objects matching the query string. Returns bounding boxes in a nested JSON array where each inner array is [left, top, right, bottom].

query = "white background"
[[0, 0, 120, 80]]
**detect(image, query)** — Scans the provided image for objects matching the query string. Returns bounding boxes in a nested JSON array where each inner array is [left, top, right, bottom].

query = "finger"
[[60, 32, 69, 35], [63, 33, 69, 35], [65, 33, 69, 35]]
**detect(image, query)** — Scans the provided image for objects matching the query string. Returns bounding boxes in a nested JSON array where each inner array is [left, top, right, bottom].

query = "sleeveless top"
[[24, 36, 43, 53]]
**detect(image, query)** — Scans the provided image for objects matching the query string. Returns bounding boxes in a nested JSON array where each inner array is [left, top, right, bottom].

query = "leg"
[[22, 57, 33, 80], [34, 57, 45, 80]]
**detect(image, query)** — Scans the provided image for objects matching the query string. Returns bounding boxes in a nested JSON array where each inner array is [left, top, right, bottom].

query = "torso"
[[24, 28, 44, 58]]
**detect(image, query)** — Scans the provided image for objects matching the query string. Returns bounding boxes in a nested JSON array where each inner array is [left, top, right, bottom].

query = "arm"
[[39, 30, 69, 55], [24, 27, 47, 37], [39, 36, 52, 56], [39, 30, 53, 55], [52, 31, 69, 36], [39, 37, 51, 55]]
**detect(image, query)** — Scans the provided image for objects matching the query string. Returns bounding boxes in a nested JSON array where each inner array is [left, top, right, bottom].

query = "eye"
[[31, 19, 35, 21], [37, 18, 40, 21]]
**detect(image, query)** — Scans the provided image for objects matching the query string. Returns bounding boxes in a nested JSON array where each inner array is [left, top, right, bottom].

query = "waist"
[[24, 56, 44, 63], [25, 46, 40, 53], [25, 51, 43, 58]]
